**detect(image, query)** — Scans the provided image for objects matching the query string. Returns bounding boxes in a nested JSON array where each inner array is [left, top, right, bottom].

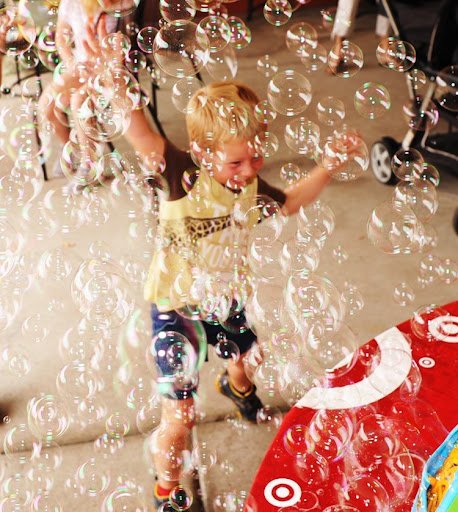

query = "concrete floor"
[[0, 2, 457, 511]]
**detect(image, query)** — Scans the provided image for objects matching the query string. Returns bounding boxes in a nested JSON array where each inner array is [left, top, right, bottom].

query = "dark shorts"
[[151, 305, 257, 400]]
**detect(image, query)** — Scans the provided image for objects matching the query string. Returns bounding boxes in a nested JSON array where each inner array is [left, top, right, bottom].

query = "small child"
[[125, 81, 355, 508]]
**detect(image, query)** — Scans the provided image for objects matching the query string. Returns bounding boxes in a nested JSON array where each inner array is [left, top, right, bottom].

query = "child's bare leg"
[[154, 396, 195, 490], [227, 353, 253, 393]]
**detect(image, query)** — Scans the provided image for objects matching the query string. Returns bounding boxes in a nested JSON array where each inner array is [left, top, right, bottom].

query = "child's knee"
[[161, 397, 196, 430]]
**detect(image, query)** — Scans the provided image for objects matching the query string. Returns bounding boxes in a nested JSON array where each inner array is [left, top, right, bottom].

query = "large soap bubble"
[[367, 201, 425, 255], [153, 20, 210, 78]]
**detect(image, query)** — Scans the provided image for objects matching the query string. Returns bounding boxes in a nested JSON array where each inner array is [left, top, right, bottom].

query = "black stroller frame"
[[371, 0, 458, 185]]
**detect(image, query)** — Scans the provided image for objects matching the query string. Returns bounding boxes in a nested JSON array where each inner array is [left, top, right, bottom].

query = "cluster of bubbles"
[[0, 0, 457, 510]]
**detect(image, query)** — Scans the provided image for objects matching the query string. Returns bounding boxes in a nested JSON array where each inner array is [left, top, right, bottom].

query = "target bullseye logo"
[[419, 356, 435, 368], [429, 315, 458, 343], [264, 478, 301, 507]]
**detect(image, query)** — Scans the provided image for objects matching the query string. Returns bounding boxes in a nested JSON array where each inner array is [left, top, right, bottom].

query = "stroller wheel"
[[370, 137, 399, 185]]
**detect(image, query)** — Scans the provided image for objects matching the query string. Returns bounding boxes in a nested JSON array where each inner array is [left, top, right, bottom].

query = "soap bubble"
[[268, 69, 312, 116], [189, 0, 221, 12], [215, 335, 240, 362], [3, 423, 32, 464], [393, 282, 415, 306], [418, 253, 444, 284], [205, 45, 238, 81], [339, 476, 390, 511], [97, 0, 140, 17], [172, 77, 202, 114], [227, 16, 251, 50], [402, 95, 439, 131], [0, 7, 36, 56], [440, 258, 457, 285], [27, 394, 70, 441], [321, 6, 337, 32], [377, 38, 416, 72], [137, 26, 158, 54], [436, 65, 458, 111], [254, 100, 277, 125], [125, 50, 147, 74], [197, 15, 231, 53], [284, 117, 320, 157], [391, 148, 424, 182], [264, 0, 293, 26], [160, 0, 195, 21], [367, 201, 424, 255], [392, 179, 438, 223], [316, 96, 345, 127], [294, 451, 329, 488], [76, 457, 110, 497], [306, 409, 355, 461], [256, 54, 279, 77], [77, 94, 132, 143], [1, 344, 32, 377], [415, 162, 440, 187], [254, 131, 279, 158], [285, 22, 318, 57], [101, 484, 147, 512], [328, 40, 364, 78], [300, 43, 328, 73], [297, 199, 335, 248], [341, 281, 364, 316], [410, 304, 450, 342], [153, 20, 210, 78], [256, 405, 283, 430], [321, 128, 369, 181], [354, 82, 391, 119], [169, 485, 193, 510], [213, 490, 248, 512], [407, 69, 427, 91], [280, 162, 301, 184], [305, 323, 359, 374]]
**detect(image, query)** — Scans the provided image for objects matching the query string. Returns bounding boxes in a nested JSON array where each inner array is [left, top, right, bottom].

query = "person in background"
[[329, 0, 390, 72]]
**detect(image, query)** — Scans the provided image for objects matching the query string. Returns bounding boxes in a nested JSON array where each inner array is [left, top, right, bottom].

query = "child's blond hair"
[[186, 81, 263, 150]]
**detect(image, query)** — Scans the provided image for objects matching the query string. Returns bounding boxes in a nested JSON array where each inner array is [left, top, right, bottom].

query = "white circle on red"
[[264, 478, 301, 507]]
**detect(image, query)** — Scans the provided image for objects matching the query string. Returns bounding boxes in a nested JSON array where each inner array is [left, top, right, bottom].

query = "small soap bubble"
[[407, 69, 427, 92], [256, 54, 279, 78], [393, 282, 415, 306], [264, 0, 293, 26], [215, 337, 240, 363], [280, 163, 301, 185]]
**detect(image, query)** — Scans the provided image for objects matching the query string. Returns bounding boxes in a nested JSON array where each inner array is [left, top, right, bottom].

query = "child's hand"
[[320, 128, 369, 182], [322, 129, 366, 171]]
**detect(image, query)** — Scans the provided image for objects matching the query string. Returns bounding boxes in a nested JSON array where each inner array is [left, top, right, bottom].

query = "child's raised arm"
[[282, 130, 365, 215], [282, 165, 331, 215]]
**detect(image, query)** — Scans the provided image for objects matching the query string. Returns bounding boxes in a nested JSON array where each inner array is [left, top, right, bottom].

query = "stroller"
[[370, 0, 458, 185]]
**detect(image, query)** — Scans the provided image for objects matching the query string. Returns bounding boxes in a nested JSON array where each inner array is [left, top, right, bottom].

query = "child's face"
[[213, 139, 264, 189]]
